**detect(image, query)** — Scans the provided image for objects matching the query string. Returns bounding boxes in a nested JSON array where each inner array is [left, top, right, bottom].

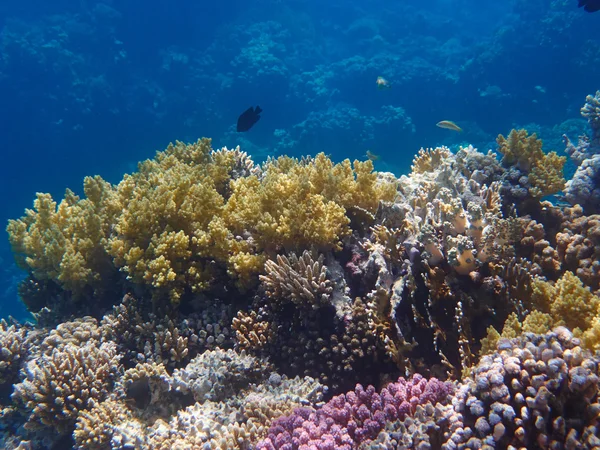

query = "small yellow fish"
[[376, 76, 391, 89], [366, 150, 380, 161], [436, 120, 463, 132]]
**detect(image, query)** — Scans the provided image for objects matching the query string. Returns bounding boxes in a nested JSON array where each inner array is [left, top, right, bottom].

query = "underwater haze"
[[0, 0, 598, 319], [4, 1, 600, 449]]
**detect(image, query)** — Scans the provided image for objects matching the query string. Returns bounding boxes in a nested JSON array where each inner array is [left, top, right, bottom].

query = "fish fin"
[[255, 106, 263, 114]]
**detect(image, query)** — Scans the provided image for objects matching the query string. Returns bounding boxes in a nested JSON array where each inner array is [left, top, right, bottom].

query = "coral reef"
[[12, 340, 120, 433], [5, 91, 600, 448], [564, 92, 600, 214]]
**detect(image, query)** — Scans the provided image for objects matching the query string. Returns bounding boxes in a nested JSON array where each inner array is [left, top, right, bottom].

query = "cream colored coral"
[[74, 399, 132, 450], [259, 251, 333, 309]]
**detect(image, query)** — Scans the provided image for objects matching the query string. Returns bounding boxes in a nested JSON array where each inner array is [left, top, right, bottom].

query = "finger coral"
[[12, 340, 120, 433], [260, 250, 333, 309], [446, 328, 600, 449]]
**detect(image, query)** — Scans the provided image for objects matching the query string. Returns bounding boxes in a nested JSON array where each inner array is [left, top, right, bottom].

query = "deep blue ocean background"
[[0, 0, 598, 320]]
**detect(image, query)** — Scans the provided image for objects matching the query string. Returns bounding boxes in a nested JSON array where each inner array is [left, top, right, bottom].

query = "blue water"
[[0, 0, 598, 320]]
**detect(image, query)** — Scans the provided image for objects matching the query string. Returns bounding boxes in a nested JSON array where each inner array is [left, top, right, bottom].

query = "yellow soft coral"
[[223, 153, 396, 252], [496, 129, 565, 198], [496, 129, 544, 170], [9, 140, 396, 305], [6, 177, 119, 298], [528, 151, 566, 197], [531, 271, 600, 332]]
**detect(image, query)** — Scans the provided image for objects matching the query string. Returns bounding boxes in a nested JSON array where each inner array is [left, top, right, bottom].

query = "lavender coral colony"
[[2, 92, 600, 450]]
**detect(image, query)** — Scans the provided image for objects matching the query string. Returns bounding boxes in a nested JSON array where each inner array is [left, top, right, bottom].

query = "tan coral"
[[73, 399, 132, 450], [13, 340, 120, 433], [411, 146, 453, 174], [259, 251, 333, 309], [496, 129, 565, 197], [232, 310, 273, 351], [6, 176, 120, 300], [496, 128, 544, 170]]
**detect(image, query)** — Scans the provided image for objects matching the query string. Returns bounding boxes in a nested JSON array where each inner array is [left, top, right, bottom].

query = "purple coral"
[[256, 374, 453, 450]]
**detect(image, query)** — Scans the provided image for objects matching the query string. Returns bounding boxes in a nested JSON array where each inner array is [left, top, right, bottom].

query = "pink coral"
[[256, 374, 452, 449]]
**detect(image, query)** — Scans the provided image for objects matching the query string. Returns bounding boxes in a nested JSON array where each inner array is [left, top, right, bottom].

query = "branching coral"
[[260, 251, 333, 309], [0, 321, 29, 389], [12, 340, 120, 433]]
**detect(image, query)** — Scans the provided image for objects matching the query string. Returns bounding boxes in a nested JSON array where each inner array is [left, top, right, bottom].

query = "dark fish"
[[237, 105, 262, 132], [579, 0, 600, 12]]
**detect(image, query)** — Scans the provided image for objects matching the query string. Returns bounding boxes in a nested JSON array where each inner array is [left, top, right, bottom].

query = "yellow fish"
[[366, 150, 380, 161], [436, 120, 463, 132]]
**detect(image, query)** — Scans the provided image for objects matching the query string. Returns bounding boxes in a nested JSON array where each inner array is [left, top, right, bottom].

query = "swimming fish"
[[366, 150, 380, 161], [578, 0, 600, 12], [237, 106, 262, 132], [436, 120, 463, 132], [376, 76, 391, 89]]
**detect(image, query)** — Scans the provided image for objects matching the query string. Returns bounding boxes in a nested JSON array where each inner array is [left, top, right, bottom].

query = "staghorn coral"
[[12, 340, 120, 433], [232, 310, 273, 351], [260, 250, 333, 309]]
